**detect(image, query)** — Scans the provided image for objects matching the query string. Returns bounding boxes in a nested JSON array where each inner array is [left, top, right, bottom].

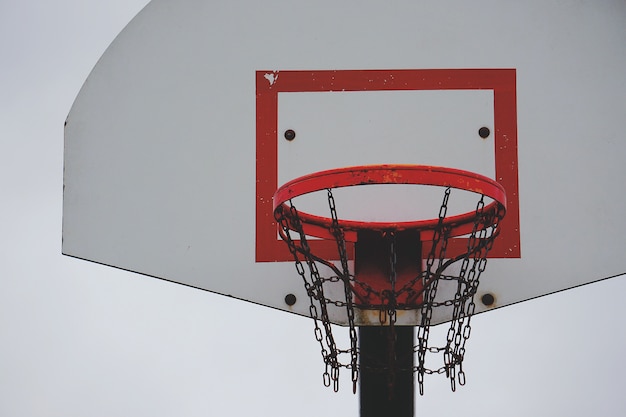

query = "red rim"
[[273, 164, 507, 241]]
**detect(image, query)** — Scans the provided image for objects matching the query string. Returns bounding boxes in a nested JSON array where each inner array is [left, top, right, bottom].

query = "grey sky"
[[1, 1, 625, 416]]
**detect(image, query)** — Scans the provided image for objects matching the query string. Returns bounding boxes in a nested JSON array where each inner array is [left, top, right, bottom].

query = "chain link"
[[327, 189, 360, 393], [274, 184, 505, 394], [275, 202, 340, 391]]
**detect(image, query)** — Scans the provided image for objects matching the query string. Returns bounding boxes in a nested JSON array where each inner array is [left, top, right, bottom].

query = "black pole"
[[355, 230, 420, 417], [359, 326, 415, 417]]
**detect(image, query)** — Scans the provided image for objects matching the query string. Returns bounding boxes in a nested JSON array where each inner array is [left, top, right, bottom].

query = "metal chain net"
[[274, 187, 505, 394]]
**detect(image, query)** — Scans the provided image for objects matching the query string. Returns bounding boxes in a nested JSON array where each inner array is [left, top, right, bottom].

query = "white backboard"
[[63, 0, 626, 325]]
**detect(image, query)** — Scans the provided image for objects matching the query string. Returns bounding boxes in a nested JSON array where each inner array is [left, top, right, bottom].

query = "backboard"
[[63, 0, 626, 326]]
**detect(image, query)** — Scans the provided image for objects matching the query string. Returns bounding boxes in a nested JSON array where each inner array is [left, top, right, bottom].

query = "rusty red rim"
[[273, 164, 507, 240]]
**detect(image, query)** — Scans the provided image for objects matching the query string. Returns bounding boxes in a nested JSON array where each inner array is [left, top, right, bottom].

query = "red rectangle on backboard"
[[256, 69, 519, 262]]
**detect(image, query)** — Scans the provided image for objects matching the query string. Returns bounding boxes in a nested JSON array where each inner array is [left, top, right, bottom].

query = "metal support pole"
[[355, 230, 420, 417], [359, 326, 415, 417]]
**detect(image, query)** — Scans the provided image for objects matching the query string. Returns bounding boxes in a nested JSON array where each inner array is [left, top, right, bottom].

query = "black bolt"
[[478, 127, 491, 139], [481, 293, 495, 306], [284, 129, 296, 141], [285, 293, 297, 306]]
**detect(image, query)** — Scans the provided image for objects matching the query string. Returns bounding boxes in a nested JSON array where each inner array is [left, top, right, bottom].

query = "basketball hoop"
[[273, 164, 506, 394]]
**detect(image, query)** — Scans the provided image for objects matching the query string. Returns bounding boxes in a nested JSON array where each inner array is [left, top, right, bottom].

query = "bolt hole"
[[481, 293, 495, 306], [478, 127, 490, 139], [284, 129, 296, 141], [285, 293, 297, 306]]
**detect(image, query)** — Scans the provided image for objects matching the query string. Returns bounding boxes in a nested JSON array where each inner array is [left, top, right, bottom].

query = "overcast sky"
[[1, 1, 626, 416]]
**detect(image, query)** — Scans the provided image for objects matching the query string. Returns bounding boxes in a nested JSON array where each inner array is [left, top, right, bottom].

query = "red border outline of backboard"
[[256, 69, 519, 262]]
